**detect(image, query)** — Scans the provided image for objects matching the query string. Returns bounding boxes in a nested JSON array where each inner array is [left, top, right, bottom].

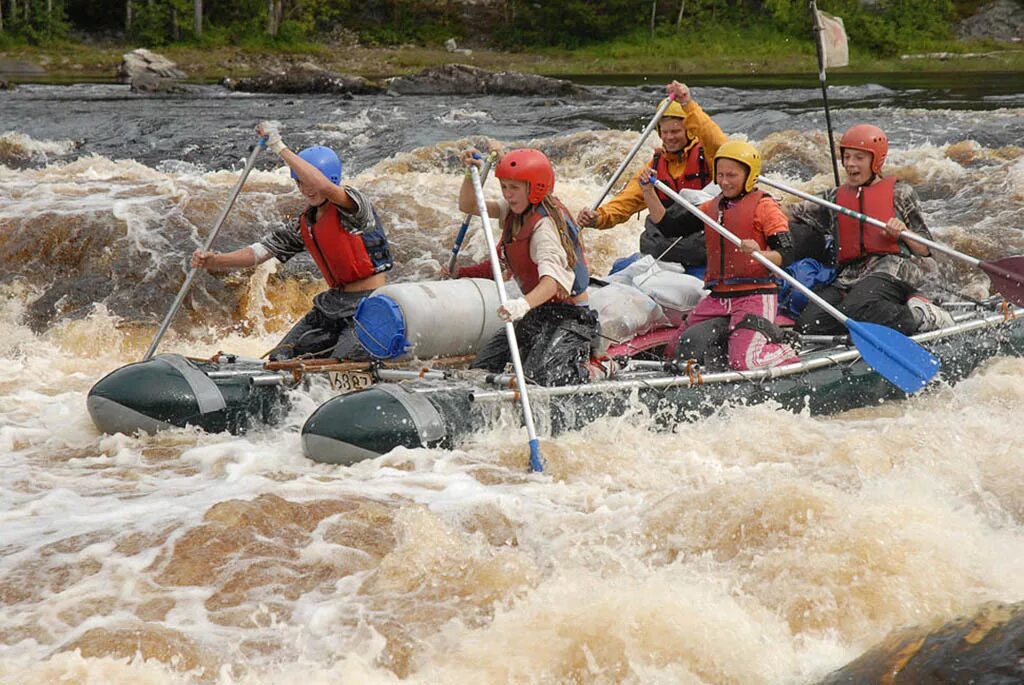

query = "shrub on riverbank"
[[2, 0, 1022, 80], [0, 0, 1001, 54]]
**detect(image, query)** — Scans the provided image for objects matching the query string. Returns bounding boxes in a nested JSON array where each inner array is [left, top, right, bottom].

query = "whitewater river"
[[1, 73, 1023, 683]]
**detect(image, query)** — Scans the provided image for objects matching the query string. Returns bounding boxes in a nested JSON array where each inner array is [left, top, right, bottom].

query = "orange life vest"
[[652, 142, 710, 204], [704, 190, 777, 294], [835, 177, 901, 265], [500, 200, 589, 302], [299, 203, 392, 288]]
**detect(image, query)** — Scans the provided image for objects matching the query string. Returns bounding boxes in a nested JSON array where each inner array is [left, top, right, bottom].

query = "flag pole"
[[810, 0, 841, 186]]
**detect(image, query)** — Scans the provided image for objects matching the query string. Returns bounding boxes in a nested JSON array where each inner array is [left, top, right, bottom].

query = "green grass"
[[3, 31, 1023, 84]]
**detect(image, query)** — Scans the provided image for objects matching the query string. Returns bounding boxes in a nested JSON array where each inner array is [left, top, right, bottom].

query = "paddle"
[[446, 150, 498, 277], [809, 0, 842, 186], [468, 164, 545, 472], [143, 140, 264, 361], [652, 178, 941, 393], [761, 176, 1024, 308], [589, 93, 676, 212]]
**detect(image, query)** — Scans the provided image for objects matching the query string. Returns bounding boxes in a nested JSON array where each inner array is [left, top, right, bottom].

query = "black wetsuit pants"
[[796, 272, 917, 336], [470, 302, 600, 387], [269, 288, 370, 362]]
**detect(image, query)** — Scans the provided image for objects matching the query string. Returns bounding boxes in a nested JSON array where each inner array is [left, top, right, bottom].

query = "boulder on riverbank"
[[222, 63, 382, 95], [118, 48, 188, 93], [0, 79, 14, 91], [817, 601, 1024, 684], [0, 59, 46, 78], [956, 0, 1024, 41], [385, 64, 591, 97], [118, 48, 187, 80]]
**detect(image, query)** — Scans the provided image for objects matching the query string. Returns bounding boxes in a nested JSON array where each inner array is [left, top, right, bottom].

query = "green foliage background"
[[0, 0, 1008, 56]]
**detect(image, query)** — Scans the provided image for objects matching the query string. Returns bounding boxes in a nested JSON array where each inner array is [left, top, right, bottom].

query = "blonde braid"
[[541, 195, 578, 269]]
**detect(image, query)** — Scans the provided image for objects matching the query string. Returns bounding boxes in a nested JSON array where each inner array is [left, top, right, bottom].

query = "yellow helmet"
[[714, 140, 762, 193], [656, 97, 688, 129]]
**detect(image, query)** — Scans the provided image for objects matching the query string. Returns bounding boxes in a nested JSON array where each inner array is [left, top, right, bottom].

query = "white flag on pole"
[[815, 9, 849, 69]]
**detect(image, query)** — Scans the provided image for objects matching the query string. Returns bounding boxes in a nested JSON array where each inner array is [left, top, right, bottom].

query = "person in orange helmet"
[[788, 124, 953, 334], [451, 145, 599, 387]]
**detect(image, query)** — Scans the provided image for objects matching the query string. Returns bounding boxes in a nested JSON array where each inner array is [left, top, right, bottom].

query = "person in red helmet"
[[451, 144, 599, 386], [576, 80, 728, 270], [192, 121, 393, 361], [788, 123, 953, 335]]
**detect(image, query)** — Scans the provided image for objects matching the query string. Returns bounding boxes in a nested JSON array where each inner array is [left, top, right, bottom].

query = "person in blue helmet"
[[191, 121, 393, 361]]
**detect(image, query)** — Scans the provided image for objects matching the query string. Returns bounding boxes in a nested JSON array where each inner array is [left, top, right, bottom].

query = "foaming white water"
[[1, 122, 1023, 685], [0, 130, 77, 163], [434, 108, 493, 125]]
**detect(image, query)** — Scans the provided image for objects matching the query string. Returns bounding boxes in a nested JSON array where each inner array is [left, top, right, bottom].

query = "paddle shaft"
[[810, 0, 841, 186], [652, 179, 851, 326], [143, 142, 264, 361], [760, 176, 981, 266], [469, 165, 544, 472], [447, 152, 497, 275], [589, 93, 676, 212]]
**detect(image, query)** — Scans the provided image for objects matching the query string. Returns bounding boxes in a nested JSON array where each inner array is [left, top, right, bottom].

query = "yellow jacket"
[[594, 100, 729, 230]]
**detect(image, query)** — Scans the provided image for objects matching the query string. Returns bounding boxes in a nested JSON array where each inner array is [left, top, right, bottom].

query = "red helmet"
[[840, 124, 888, 174], [495, 148, 555, 205]]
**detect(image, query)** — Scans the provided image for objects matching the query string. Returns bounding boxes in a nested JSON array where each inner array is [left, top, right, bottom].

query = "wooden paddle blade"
[[981, 256, 1024, 308], [847, 320, 941, 394]]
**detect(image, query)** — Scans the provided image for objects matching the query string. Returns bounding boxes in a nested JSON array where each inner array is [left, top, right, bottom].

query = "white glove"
[[257, 121, 285, 155], [498, 297, 531, 323]]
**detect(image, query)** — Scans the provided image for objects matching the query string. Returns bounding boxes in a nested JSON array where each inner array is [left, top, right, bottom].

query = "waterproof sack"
[[777, 258, 837, 316], [586, 282, 668, 356]]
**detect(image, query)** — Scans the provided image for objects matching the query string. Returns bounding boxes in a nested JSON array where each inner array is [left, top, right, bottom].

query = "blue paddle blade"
[[529, 438, 544, 473], [846, 319, 941, 393]]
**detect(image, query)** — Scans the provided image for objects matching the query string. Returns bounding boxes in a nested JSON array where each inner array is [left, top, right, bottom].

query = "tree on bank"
[[0, 0, 968, 56]]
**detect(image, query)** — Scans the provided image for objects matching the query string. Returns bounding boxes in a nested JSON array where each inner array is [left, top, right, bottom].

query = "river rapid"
[[1, 75, 1023, 684]]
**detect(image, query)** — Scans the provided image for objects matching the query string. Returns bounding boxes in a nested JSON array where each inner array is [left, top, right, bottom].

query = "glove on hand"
[[257, 121, 285, 155], [498, 297, 531, 323]]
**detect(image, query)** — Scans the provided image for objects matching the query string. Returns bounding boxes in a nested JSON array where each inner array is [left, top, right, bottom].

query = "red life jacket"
[[703, 190, 777, 294], [835, 177, 900, 265], [299, 203, 392, 288], [652, 141, 710, 204], [500, 200, 589, 303]]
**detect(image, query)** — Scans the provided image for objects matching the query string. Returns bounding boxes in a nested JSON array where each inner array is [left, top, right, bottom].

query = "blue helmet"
[[292, 145, 342, 185]]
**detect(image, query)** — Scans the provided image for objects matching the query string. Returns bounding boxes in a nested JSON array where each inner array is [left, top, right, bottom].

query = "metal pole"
[[142, 142, 263, 361]]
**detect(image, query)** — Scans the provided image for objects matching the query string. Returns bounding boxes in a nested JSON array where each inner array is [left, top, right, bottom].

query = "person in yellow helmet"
[[662, 139, 799, 371], [576, 80, 728, 270]]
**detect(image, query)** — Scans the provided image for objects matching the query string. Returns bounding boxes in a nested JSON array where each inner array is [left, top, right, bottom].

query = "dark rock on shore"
[[222, 63, 382, 95], [129, 71, 195, 94], [385, 64, 591, 97], [0, 59, 46, 77], [0, 79, 14, 91], [818, 601, 1024, 684], [956, 0, 1024, 41]]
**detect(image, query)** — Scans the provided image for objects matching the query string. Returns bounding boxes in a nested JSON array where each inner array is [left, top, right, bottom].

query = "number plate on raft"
[[327, 370, 375, 393]]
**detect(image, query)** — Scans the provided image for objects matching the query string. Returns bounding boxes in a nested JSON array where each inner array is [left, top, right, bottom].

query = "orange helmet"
[[840, 124, 888, 174], [495, 148, 555, 205]]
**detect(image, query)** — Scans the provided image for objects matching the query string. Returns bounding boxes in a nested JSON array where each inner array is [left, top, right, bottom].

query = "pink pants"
[[675, 293, 799, 371]]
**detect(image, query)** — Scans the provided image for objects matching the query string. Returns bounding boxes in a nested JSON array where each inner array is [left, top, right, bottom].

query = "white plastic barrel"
[[355, 278, 505, 360]]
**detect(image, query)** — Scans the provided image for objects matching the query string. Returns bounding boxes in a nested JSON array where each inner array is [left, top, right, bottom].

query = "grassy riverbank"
[[2, 34, 1023, 84]]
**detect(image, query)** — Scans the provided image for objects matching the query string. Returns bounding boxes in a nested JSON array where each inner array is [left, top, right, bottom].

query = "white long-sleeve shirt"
[[496, 199, 576, 295]]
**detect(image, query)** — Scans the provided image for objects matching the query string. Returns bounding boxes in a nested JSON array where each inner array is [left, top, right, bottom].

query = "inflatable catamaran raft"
[[300, 303, 1024, 465], [86, 258, 706, 436], [87, 270, 1024, 465]]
